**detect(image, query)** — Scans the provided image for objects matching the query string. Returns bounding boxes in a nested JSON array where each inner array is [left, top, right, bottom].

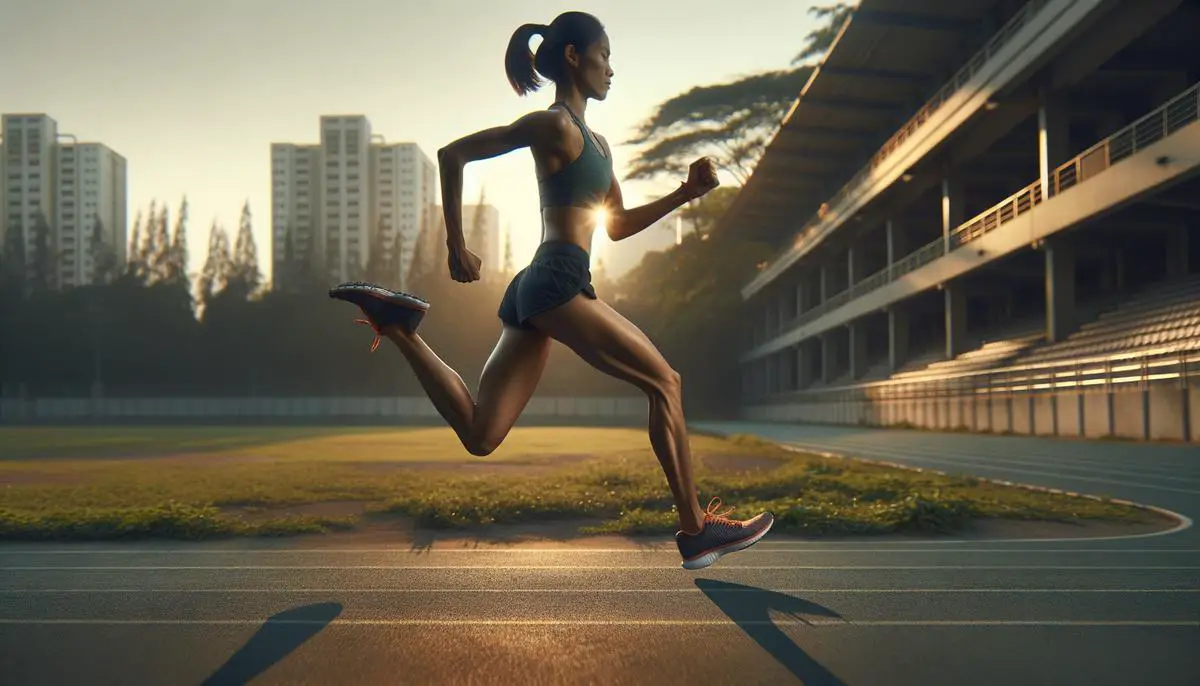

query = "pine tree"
[[149, 202, 171, 283], [231, 200, 261, 295], [166, 196, 189, 284], [467, 187, 488, 261], [196, 219, 233, 308], [126, 210, 143, 278], [138, 200, 158, 278], [502, 228, 514, 276], [90, 216, 118, 284]]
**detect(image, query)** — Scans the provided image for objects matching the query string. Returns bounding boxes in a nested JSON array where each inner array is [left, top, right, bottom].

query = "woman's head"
[[504, 12, 612, 100]]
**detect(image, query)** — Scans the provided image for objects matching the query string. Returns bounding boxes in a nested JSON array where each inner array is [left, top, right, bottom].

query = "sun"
[[591, 206, 611, 256]]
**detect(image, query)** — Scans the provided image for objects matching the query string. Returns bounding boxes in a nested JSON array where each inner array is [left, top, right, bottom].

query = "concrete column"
[[886, 219, 910, 278], [797, 343, 812, 389], [1038, 93, 1071, 198], [765, 301, 776, 339], [819, 264, 831, 302], [1166, 225, 1189, 278], [795, 282, 805, 317], [942, 177, 964, 251], [849, 322, 869, 380], [1045, 239, 1077, 344], [778, 290, 791, 333], [888, 307, 910, 372], [820, 333, 836, 384], [945, 284, 967, 359], [848, 246, 867, 287], [778, 350, 793, 392]]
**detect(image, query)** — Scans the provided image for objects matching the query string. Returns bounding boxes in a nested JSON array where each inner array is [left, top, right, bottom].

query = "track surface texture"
[[1, 423, 1197, 685]]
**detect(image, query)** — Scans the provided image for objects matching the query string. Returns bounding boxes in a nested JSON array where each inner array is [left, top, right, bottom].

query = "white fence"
[[0, 395, 647, 424]]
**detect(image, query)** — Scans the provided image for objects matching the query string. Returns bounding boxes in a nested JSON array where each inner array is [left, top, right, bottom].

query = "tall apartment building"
[[1, 113, 127, 288], [271, 115, 436, 292]]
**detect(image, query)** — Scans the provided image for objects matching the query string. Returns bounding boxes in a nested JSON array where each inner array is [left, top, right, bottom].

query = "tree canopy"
[[623, 3, 855, 187]]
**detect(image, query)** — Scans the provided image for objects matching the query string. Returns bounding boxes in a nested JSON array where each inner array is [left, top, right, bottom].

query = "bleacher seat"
[[1015, 276, 1200, 365], [890, 330, 1045, 381]]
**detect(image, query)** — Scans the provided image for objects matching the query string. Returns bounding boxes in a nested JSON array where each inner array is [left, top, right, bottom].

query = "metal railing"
[[1048, 82, 1200, 198], [749, 0, 1050, 289], [748, 80, 1200, 359], [751, 344, 1197, 405], [951, 179, 1043, 245]]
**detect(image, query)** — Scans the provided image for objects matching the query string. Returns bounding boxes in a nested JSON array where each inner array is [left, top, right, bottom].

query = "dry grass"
[[0, 426, 1168, 541]]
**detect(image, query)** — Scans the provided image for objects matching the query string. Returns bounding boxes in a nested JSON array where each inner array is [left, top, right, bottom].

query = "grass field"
[[0, 426, 1170, 541]]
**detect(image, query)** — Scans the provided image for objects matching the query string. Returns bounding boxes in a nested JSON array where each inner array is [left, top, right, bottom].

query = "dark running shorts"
[[498, 239, 597, 330]]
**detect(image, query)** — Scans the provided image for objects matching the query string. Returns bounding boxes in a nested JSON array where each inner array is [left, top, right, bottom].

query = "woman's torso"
[[534, 103, 613, 255]]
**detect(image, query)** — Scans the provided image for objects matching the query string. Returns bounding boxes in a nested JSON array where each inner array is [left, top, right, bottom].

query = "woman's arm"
[[438, 110, 564, 251], [604, 180, 699, 242], [600, 144, 717, 242]]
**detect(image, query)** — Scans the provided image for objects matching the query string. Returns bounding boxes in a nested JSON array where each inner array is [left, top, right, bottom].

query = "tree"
[[502, 229, 514, 277], [229, 200, 261, 296], [137, 200, 158, 279], [165, 196, 189, 285], [90, 216, 118, 284], [467, 187, 488, 252], [126, 210, 144, 279], [793, 3, 855, 65], [680, 185, 740, 239], [196, 219, 233, 309], [149, 202, 171, 283], [623, 3, 854, 187]]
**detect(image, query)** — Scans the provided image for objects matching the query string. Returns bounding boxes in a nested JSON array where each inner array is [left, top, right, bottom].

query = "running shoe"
[[328, 281, 430, 351], [676, 497, 774, 571]]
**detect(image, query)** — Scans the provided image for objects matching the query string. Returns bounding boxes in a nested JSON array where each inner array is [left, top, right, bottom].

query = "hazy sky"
[[1, 0, 822, 283]]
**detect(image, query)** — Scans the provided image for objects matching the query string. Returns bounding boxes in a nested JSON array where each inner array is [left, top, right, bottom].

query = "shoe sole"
[[328, 284, 430, 312], [680, 517, 774, 571]]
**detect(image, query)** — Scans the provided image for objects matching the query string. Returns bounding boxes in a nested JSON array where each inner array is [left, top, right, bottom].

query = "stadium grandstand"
[[729, 0, 1200, 442]]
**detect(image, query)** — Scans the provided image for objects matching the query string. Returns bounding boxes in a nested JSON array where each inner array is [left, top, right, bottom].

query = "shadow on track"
[[696, 579, 847, 685], [201, 602, 343, 685]]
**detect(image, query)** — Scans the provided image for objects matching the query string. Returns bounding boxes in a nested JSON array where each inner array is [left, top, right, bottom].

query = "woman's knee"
[[647, 366, 683, 403], [464, 429, 502, 457]]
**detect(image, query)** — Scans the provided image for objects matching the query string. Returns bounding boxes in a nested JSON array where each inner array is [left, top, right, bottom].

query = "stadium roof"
[[720, 0, 1011, 276]]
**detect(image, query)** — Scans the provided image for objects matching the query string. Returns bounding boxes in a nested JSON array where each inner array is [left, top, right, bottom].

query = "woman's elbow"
[[437, 146, 460, 167], [606, 222, 623, 242]]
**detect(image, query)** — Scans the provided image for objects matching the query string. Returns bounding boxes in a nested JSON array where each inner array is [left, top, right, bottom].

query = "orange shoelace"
[[703, 497, 738, 526], [354, 318, 382, 352]]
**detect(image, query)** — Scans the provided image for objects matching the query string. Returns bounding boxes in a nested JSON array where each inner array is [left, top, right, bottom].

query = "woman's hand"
[[448, 245, 482, 283]]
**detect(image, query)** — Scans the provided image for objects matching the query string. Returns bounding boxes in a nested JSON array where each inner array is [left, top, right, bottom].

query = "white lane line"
[[0, 619, 1194, 627], [4, 565, 1198, 571], [792, 441, 1200, 484], [2, 548, 1198, 555], [781, 440, 1200, 496], [4, 588, 1197, 594]]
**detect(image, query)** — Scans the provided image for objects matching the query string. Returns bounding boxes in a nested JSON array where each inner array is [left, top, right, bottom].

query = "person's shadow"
[[695, 579, 848, 685], [201, 602, 343, 686]]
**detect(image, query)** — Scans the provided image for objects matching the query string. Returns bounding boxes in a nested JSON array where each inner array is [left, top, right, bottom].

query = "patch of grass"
[[0, 426, 1170, 541]]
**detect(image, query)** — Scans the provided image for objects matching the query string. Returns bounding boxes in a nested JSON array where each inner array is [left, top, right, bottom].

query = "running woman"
[[330, 11, 773, 570]]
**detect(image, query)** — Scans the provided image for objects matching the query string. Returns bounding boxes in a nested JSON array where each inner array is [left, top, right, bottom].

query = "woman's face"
[[570, 32, 613, 101]]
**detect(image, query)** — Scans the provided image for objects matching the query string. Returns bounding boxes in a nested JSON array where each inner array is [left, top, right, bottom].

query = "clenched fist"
[[682, 157, 720, 199], [448, 246, 482, 283]]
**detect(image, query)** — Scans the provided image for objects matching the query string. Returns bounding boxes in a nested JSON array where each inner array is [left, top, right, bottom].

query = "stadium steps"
[[1014, 275, 1200, 365]]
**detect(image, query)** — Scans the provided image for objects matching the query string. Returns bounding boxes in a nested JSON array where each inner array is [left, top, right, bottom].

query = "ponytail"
[[504, 23, 548, 96]]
